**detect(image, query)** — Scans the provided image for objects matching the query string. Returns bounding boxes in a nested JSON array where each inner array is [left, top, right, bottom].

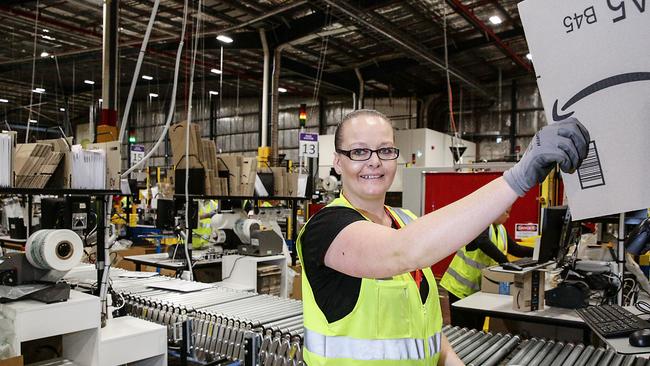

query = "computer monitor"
[[534, 206, 573, 263]]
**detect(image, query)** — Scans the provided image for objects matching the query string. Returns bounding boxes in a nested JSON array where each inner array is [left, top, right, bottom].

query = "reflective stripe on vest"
[[444, 267, 480, 291], [455, 249, 488, 270], [391, 207, 414, 226], [304, 328, 441, 361]]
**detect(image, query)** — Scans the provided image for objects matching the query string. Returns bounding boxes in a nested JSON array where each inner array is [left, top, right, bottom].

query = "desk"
[[123, 252, 222, 277], [453, 292, 591, 343], [589, 306, 650, 356]]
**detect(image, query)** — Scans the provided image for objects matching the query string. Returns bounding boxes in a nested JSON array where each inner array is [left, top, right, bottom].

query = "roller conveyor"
[[442, 326, 650, 366]]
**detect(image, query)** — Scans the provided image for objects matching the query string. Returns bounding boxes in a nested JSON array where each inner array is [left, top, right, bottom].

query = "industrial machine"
[[210, 208, 284, 257]]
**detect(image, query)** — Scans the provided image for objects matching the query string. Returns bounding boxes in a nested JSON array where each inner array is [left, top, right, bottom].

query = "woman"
[[297, 109, 589, 365], [441, 206, 534, 330]]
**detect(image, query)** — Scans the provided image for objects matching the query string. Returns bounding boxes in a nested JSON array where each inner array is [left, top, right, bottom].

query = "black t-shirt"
[[301, 206, 429, 323]]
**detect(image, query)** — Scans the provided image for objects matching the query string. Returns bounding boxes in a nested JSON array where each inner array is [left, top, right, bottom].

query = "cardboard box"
[[290, 265, 302, 300], [512, 270, 545, 312], [0, 356, 23, 366], [218, 155, 242, 195], [286, 172, 299, 197], [87, 141, 121, 190], [481, 266, 515, 295], [271, 167, 286, 196], [170, 121, 204, 169]]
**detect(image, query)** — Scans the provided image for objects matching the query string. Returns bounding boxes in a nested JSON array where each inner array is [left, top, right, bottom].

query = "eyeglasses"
[[336, 147, 400, 161]]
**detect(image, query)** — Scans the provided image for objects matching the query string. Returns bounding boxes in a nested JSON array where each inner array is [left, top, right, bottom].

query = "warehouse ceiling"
[[0, 0, 534, 132]]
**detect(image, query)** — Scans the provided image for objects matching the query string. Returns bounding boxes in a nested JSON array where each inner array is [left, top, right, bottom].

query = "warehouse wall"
[[121, 95, 418, 170]]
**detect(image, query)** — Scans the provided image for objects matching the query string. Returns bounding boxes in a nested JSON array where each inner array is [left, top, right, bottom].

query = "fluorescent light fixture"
[[40, 51, 50, 58], [209, 90, 219, 96], [99, 98, 103, 103], [59, 107, 66, 111], [33, 88, 45, 94], [0, 99, 8, 103], [526, 53, 533, 60], [141, 75, 153, 80], [43, 29, 49, 33], [42, 35, 56, 41], [149, 93, 159, 98], [489, 15, 502, 25], [216, 35, 233, 44], [28, 119, 37, 123], [84, 80, 95, 85], [210, 68, 222, 74], [278, 87, 288, 93], [496, 137, 503, 143]]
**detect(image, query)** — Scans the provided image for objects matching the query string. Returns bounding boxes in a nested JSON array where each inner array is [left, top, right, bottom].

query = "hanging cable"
[[121, 0, 189, 177], [25, 0, 41, 143], [183, 0, 202, 281], [442, 6, 457, 136], [118, 0, 161, 144]]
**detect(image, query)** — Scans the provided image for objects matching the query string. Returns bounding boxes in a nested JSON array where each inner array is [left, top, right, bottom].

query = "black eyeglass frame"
[[335, 147, 400, 161]]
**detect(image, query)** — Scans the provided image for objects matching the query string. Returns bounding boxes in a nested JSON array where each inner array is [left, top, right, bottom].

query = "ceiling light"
[[33, 88, 45, 94], [142, 75, 153, 80], [43, 29, 49, 33], [59, 107, 66, 111], [526, 53, 533, 60], [99, 98, 103, 103], [489, 15, 502, 25], [28, 119, 37, 123], [0, 99, 8, 103], [210, 68, 222, 74], [84, 80, 95, 85], [40, 51, 50, 58], [209, 91, 219, 96], [149, 93, 158, 98], [278, 87, 288, 93], [42, 35, 56, 41], [216, 35, 233, 44]]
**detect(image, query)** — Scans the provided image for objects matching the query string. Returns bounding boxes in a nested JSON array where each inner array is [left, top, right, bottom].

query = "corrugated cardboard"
[[87, 141, 121, 190], [170, 121, 204, 169], [271, 167, 286, 196], [38, 137, 72, 188], [240, 157, 257, 196], [512, 270, 545, 312], [218, 155, 242, 195], [286, 172, 299, 197], [519, 0, 650, 219], [0, 356, 23, 366], [481, 267, 515, 295]]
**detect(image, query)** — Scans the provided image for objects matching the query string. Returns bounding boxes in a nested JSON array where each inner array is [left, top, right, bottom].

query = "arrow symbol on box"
[[552, 72, 650, 121]]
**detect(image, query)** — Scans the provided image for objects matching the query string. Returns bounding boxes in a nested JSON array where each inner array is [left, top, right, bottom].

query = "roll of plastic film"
[[25, 229, 83, 271], [234, 219, 261, 242]]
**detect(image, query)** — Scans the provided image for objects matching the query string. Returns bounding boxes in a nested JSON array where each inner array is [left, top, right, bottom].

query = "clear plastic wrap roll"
[[25, 229, 83, 271]]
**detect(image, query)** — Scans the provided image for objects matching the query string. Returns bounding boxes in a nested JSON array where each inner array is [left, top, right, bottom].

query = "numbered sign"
[[299, 132, 319, 158], [130, 144, 145, 165]]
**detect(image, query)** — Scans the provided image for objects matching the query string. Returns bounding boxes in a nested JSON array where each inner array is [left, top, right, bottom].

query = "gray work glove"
[[503, 117, 590, 196]]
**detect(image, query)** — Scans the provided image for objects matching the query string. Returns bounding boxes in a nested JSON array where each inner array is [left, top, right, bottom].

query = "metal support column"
[[617, 212, 625, 305], [509, 79, 518, 158], [101, 0, 119, 133]]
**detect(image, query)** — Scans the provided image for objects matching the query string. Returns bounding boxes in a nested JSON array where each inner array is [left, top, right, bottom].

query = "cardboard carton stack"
[[169, 121, 204, 170], [13, 143, 64, 188]]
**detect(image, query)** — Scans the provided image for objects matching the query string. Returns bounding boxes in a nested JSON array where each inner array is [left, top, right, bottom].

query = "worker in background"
[[440, 206, 534, 330], [296, 109, 589, 365], [193, 199, 218, 248]]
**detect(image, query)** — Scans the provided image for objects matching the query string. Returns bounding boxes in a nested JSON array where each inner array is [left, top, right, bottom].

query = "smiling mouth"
[[360, 174, 384, 180]]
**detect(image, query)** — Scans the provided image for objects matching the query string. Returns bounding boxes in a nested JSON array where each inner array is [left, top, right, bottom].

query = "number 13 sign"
[[299, 132, 319, 158]]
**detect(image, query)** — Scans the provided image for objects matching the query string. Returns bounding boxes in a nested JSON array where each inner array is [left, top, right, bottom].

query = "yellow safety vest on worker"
[[297, 194, 443, 365], [440, 224, 508, 299], [192, 200, 218, 249]]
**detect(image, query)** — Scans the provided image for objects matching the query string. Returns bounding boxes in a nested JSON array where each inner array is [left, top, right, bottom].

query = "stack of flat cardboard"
[[201, 139, 223, 195], [13, 143, 64, 188], [170, 121, 204, 170], [37, 137, 72, 188]]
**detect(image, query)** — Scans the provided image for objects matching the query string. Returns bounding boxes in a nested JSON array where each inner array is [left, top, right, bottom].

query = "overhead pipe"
[[101, 0, 119, 130], [270, 44, 289, 165], [446, 0, 532, 73], [320, 0, 488, 97], [354, 68, 364, 109], [260, 28, 270, 147]]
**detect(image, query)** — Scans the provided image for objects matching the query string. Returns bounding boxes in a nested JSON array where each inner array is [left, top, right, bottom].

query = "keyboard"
[[575, 305, 650, 338], [512, 257, 539, 268]]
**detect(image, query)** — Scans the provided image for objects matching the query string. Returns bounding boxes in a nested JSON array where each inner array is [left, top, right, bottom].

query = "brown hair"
[[334, 109, 393, 150]]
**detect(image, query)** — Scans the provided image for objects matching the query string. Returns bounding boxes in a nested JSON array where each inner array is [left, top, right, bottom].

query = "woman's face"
[[333, 115, 397, 202]]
